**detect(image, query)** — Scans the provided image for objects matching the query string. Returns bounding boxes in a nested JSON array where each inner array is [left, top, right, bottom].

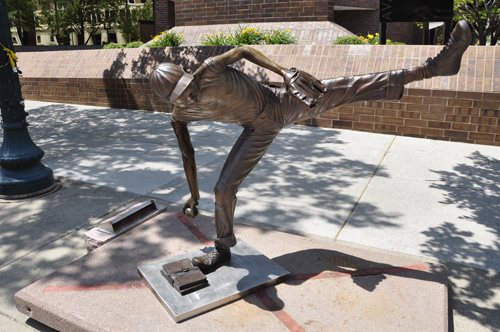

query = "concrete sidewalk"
[[1, 100, 500, 331]]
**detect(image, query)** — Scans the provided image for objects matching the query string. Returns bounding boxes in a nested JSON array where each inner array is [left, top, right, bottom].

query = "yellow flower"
[[161, 32, 165, 35], [227, 35, 231, 38], [218, 31, 222, 35], [286, 30, 291, 33], [375, 42, 378, 45], [242, 30, 247, 33], [254, 31, 258, 34], [248, 28, 254, 31], [376, 33, 379, 36], [368, 34, 374, 39], [180, 34, 184, 38], [387, 39, 391, 43]]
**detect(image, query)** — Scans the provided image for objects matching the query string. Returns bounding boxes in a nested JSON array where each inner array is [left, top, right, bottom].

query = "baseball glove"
[[285, 68, 326, 108]]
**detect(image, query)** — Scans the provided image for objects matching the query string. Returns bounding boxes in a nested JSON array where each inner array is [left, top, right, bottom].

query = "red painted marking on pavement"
[[288, 264, 427, 281], [44, 213, 213, 294], [256, 290, 306, 332], [44, 282, 147, 293], [175, 213, 212, 247]]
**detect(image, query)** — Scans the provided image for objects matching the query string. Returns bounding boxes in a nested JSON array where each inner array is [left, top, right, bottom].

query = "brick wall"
[[301, 89, 500, 146], [154, 0, 169, 35], [157, 0, 334, 28], [20, 77, 171, 112], [139, 20, 155, 43], [17, 45, 500, 146]]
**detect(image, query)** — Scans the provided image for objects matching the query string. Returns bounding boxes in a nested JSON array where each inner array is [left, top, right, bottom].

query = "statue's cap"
[[150, 63, 193, 103]]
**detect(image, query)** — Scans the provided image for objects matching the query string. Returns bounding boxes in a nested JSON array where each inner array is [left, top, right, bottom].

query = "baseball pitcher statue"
[[150, 21, 471, 271]]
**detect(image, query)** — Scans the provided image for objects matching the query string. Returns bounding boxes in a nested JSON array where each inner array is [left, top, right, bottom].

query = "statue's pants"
[[214, 70, 405, 249]]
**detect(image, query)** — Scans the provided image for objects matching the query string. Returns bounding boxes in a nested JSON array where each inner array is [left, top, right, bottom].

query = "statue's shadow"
[[233, 248, 446, 312]]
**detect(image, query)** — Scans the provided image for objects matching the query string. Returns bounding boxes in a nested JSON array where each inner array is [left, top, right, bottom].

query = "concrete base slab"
[[15, 210, 448, 332], [138, 239, 289, 322]]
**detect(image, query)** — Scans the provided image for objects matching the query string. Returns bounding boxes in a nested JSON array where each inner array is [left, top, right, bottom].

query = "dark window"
[[109, 32, 117, 43], [37, 35, 41, 43], [95, 33, 102, 45]]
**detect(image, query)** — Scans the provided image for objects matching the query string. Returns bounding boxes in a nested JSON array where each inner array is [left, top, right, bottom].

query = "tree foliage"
[[115, 1, 153, 43], [6, 0, 38, 45], [39, 0, 121, 45], [454, 0, 500, 45], [37, 0, 152, 45]]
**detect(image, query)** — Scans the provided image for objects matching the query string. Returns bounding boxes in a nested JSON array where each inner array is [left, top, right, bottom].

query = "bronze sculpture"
[[150, 21, 472, 271]]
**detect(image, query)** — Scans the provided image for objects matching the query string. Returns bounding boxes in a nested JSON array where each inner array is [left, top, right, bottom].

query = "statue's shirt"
[[171, 58, 270, 126]]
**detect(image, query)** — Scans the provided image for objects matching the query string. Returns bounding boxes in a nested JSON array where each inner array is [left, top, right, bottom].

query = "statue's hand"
[[183, 196, 199, 218], [285, 68, 326, 108]]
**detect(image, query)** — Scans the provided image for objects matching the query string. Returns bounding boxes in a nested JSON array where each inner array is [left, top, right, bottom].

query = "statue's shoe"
[[192, 247, 231, 271], [424, 20, 472, 77]]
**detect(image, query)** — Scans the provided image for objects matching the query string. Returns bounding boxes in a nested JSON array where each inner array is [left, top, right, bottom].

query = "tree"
[[6, 0, 38, 45], [115, 1, 153, 43], [39, 0, 121, 45], [454, 0, 500, 45]]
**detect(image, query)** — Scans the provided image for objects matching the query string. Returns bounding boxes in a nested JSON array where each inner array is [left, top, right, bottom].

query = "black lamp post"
[[0, 0, 55, 198]]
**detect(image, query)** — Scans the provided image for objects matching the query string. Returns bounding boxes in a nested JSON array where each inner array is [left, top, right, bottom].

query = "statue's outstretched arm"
[[171, 118, 200, 218], [212, 46, 326, 108], [212, 46, 288, 78]]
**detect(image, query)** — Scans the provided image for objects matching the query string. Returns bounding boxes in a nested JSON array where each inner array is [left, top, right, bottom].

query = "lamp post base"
[[0, 163, 55, 199]]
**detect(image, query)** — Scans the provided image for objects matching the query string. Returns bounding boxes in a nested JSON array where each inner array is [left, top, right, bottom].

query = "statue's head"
[[150, 63, 194, 104]]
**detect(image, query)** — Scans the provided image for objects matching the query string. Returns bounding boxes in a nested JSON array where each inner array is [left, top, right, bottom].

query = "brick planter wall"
[[17, 45, 500, 146], [304, 89, 500, 145]]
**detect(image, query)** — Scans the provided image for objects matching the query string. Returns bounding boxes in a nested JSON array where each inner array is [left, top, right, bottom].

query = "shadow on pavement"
[[425, 151, 500, 331]]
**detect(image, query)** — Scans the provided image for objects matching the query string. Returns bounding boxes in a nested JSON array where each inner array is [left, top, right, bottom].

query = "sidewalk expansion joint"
[[334, 136, 397, 240]]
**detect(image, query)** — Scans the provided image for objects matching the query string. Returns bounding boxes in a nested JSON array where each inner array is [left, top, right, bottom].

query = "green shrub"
[[333, 35, 367, 45], [264, 29, 297, 45], [104, 42, 124, 49], [228, 26, 264, 46], [125, 41, 144, 48], [200, 25, 297, 46], [358, 33, 406, 45], [200, 30, 231, 46], [147, 29, 184, 48]]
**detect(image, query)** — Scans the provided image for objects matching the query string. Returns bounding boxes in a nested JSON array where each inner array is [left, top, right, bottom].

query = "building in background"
[[10, 0, 152, 46], [153, 0, 423, 45]]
